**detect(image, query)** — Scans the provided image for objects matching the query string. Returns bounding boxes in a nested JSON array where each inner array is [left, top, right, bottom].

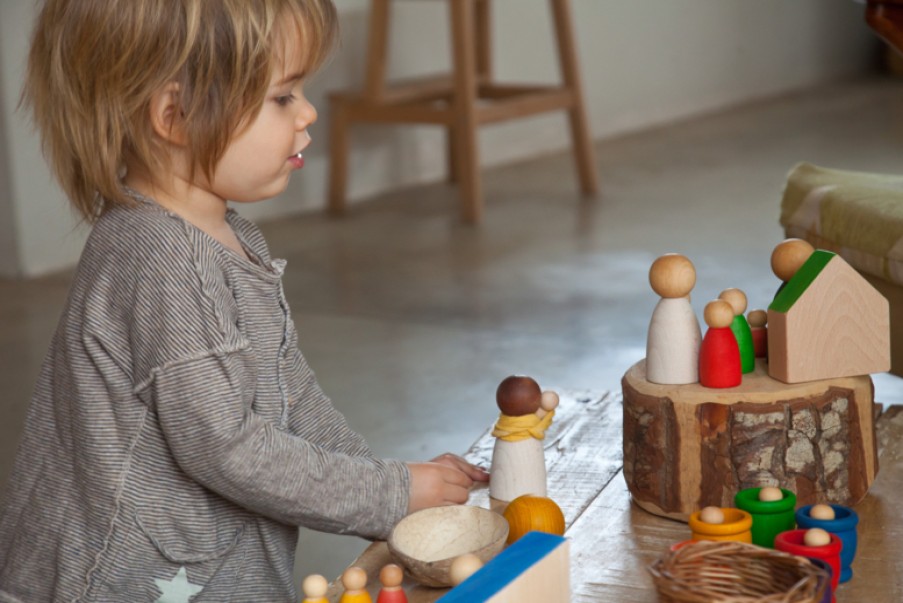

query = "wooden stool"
[[327, 0, 599, 224], [866, 0, 903, 52]]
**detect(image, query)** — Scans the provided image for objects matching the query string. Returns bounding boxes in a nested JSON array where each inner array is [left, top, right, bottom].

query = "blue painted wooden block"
[[438, 531, 569, 603]]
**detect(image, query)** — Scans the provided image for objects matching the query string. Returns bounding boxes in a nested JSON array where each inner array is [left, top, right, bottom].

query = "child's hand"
[[430, 453, 490, 483], [406, 461, 474, 513]]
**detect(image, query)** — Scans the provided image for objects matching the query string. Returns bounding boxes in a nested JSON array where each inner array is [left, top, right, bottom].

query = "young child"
[[0, 1, 488, 601]]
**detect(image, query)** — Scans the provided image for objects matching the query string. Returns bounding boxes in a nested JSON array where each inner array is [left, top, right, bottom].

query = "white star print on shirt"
[[154, 566, 204, 603]]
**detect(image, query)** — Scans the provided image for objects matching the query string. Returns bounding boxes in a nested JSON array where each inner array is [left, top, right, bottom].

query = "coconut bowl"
[[387, 505, 508, 587]]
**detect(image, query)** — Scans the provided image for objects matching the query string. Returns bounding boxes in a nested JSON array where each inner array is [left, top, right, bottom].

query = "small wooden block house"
[[437, 532, 569, 603], [768, 250, 890, 383]]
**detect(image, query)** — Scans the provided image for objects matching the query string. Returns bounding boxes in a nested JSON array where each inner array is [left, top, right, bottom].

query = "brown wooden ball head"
[[496, 375, 542, 416], [704, 300, 735, 329], [748, 309, 767, 328], [771, 238, 815, 282], [649, 254, 696, 299]]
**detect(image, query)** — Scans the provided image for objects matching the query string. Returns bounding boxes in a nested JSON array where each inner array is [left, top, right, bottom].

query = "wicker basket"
[[649, 540, 828, 603]]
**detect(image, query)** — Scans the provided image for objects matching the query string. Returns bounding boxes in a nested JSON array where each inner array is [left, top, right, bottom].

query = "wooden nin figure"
[[489, 376, 558, 512], [645, 253, 702, 384], [302, 574, 329, 603], [376, 564, 407, 603], [771, 238, 814, 298], [719, 288, 755, 374], [340, 567, 373, 603], [748, 309, 768, 358], [699, 300, 742, 388]]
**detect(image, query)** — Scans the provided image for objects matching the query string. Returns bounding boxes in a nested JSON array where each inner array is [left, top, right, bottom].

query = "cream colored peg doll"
[[646, 254, 702, 384], [489, 376, 558, 512]]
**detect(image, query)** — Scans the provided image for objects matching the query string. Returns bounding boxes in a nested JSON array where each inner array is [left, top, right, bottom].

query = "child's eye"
[[274, 94, 296, 107]]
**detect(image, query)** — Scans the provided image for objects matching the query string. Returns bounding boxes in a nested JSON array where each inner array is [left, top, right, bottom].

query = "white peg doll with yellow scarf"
[[489, 375, 559, 513]]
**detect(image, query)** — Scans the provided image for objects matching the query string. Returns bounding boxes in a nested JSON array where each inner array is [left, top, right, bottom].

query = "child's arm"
[[285, 359, 373, 458], [142, 351, 409, 540]]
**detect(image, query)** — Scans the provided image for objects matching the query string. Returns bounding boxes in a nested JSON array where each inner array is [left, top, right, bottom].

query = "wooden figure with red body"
[[645, 254, 702, 384], [376, 564, 408, 603], [699, 300, 742, 388], [748, 309, 768, 358]]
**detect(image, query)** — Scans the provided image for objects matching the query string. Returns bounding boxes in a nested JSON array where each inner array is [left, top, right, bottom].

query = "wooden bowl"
[[387, 506, 509, 587]]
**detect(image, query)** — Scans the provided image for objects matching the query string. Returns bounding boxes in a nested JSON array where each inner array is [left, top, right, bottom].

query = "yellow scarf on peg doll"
[[492, 410, 555, 442]]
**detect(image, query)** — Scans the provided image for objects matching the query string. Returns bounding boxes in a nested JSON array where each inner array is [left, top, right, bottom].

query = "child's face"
[[205, 28, 316, 203]]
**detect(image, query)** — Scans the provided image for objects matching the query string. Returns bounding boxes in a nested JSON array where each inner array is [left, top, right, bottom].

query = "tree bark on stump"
[[622, 359, 879, 521]]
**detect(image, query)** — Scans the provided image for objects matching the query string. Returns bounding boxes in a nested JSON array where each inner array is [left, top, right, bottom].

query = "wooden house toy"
[[436, 531, 569, 603], [767, 249, 890, 383]]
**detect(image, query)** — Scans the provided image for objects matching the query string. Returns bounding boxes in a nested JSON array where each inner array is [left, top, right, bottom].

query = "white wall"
[[0, 44, 21, 277], [0, 1, 85, 278], [0, 0, 880, 277]]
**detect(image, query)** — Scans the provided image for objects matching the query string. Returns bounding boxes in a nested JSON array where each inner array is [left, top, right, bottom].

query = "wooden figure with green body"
[[719, 288, 755, 374]]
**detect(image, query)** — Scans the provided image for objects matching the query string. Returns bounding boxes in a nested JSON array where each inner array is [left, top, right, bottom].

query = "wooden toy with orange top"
[[339, 567, 373, 603]]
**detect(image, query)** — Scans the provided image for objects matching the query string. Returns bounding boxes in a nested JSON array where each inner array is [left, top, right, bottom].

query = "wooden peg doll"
[[340, 567, 373, 603], [645, 254, 702, 384], [376, 564, 407, 603], [302, 574, 329, 603], [747, 309, 768, 358], [489, 375, 558, 512], [771, 238, 814, 298], [699, 300, 742, 388], [718, 288, 755, 374]]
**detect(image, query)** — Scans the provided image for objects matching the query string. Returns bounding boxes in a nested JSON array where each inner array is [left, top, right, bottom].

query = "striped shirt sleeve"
[[143, 352, 410, 539]]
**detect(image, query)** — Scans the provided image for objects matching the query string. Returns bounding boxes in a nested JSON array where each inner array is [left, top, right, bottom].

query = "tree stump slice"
[[622, 359, 879, 521]]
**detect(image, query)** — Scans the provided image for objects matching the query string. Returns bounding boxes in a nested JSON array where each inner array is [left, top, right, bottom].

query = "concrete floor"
[[2, 75, 903, 587]]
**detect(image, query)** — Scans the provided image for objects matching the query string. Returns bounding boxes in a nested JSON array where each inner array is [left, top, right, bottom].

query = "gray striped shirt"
[[0, 195, 410, 602]]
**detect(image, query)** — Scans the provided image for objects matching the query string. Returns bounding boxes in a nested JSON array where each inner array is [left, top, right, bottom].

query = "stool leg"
[[364, 0, 391, 100], [450, 0, 482, 223], [448, 0, 488, 186], [327, 97, 350, 215], [550, 0, 598, 196], [446, 126, 458, 184], [476, 0, 492, 82]]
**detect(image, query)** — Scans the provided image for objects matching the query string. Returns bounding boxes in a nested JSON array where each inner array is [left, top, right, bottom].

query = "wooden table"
[[327, 391, 903, 601]]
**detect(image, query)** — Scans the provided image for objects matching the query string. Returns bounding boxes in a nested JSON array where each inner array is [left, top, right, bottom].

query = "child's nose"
[[297, 98, 317, 130]]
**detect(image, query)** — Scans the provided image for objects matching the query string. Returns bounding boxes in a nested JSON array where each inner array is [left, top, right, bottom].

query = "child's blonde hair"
[[24, 0, 337, 221]]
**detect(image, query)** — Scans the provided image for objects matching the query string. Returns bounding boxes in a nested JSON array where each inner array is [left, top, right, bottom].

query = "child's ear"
[[149, 82, 188, 146]]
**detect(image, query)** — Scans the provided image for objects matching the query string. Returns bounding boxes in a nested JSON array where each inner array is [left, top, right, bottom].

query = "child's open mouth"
[[288, 152, 304, 169]]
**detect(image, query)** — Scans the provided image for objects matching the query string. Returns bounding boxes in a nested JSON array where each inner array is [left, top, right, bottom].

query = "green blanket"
[[781, 162, 903, 285]]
